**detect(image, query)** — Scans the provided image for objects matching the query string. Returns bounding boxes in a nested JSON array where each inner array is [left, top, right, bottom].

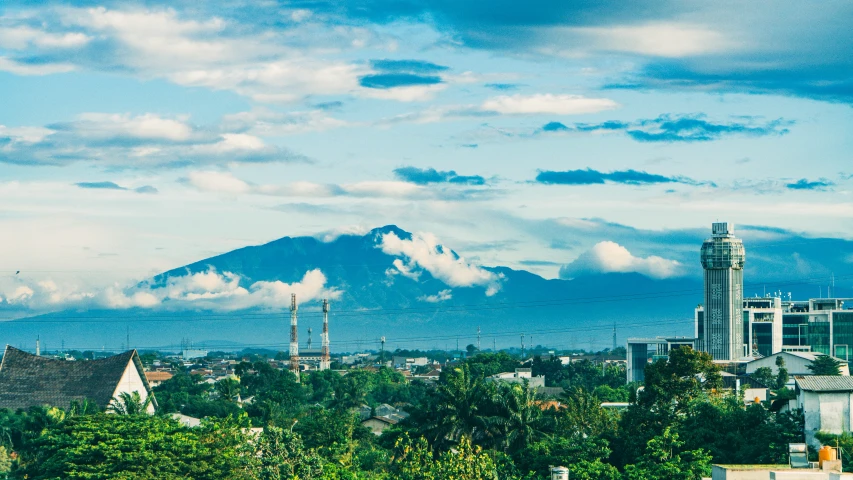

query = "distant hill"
[[4, 226, 705, 352]]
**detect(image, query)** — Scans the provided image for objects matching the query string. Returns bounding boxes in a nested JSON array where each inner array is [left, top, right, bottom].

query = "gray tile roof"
[[0, 346, 154, 411], [794, 375, 853, 392]]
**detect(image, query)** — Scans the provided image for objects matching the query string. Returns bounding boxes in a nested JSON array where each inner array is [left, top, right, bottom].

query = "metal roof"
[[794, 375, 853, 392]]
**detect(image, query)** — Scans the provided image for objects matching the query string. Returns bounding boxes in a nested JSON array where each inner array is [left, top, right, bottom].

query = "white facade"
[[746, 352, 849, 378], [111, 358, 156, 414]]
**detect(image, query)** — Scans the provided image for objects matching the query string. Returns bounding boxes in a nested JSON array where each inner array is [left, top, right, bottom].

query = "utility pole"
[[126, 326, 130, 351], [493, 338, 497, 352], [520, 333, 525, 359], [290, 294, 300, 382], [321, 299, 330, 370]]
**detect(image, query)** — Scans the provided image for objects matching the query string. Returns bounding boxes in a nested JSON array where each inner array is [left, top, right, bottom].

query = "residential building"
[[746, 352, 850, 380], [0, 345, 156, 413], [795, 376, 853, 448], [144, 370, 174, 387]]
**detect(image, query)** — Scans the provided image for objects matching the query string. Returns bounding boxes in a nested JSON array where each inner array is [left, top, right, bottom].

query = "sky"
[[1, 0, 852, 316]]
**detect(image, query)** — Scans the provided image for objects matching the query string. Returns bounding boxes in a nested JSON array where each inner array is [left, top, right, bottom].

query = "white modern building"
[[699, 222, 746, 361], [626, 337, 698, 383]]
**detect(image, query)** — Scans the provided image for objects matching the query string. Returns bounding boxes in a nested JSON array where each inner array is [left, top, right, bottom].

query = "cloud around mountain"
[[559, 241, 684, 279]]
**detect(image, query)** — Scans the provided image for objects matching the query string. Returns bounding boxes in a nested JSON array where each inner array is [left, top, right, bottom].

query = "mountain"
[[3, 226, 703, 353]]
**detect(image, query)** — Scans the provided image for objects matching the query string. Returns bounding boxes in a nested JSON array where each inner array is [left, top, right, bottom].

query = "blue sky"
[[1, 0, 852, 313]]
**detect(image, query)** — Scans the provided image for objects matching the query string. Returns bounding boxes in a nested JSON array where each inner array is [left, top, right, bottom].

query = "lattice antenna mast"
[[321, 299, 330, 370], [307, 327, 313, 350], [477, 326, 481, 352], [290, 294, 300, 382], [520, 333, 525, 359], [36, 335, 40, 357]]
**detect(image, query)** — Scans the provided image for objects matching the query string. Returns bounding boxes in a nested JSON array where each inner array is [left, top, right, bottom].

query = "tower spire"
[[321, 299, 330, 370]]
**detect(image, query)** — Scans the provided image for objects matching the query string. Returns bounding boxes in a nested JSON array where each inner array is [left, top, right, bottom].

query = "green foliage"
[[815, 432, 853, 472], [13, 414, 256, 479], [623, 427, 712, 480], [775, 356, 790, 389], [750, 366, 775, 388], [108, 391, 152, 415], [390, 435, 499, 480], [0, 446, 11, 478], [254, 426, 325, 479], [807, 355, 843, 375]]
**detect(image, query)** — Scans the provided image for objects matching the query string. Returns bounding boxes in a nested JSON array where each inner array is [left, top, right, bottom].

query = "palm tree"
[[108, 391, 153, 415], [559, 387, 613, 438], [422, 364, 492, 448], [485, 381, 548, 452], [216, 378, 242, 402]]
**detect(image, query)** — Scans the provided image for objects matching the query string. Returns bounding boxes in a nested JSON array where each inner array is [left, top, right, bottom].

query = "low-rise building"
[[747, 352, 850, 378], [488, 368, 545, 388], [795, 376, 853, 448]]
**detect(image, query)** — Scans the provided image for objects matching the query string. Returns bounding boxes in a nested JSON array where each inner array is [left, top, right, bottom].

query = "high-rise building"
[[700, 222, 746, 360]]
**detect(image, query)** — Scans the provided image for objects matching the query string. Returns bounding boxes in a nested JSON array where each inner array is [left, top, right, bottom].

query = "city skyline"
[[1, 1, 852, 315]]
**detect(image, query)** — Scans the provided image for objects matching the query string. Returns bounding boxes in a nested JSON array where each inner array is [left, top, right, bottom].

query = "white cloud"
[[418, 289, 452, 303], [72, 113, 194, 141], [186, 171, 251, 194], [315, 225, 371, 243], [0, 56, 75, 75], [1, 268, 340, 312], [379, 231, 503, 294], [221, 108, 352, 135], [185, 171, 461, 200], [0, 25, 91, 49], [571, 23, 739, 58], [481, 94, 619, 115], [559, 241, 683, 279]]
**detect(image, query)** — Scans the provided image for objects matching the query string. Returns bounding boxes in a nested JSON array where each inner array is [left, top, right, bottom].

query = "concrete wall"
[[801, 390, 853, 448]]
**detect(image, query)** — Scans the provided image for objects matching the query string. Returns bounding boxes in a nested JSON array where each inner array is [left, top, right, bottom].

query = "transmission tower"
[[289, 294, 300, 382]]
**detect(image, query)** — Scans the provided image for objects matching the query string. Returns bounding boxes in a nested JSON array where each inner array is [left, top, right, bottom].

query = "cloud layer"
[[0, 268, 340, 312], [535, 168, 703, 186]]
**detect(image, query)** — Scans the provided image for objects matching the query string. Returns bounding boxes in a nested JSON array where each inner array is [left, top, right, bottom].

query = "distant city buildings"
[[628, 222, 853, 382]]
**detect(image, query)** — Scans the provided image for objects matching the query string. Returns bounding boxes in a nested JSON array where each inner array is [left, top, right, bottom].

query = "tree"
[[484, 381, 547, 453], [108, 391, 152, 415], [254, 426, 325, 479], [13, 414, 256, 479], [750, 366, 776, 388], [466, 344, 478, 356], [216, 378, 242, 402], [623, 427, 712, 480], [807, 355, 843, 375], [411, 364, 492, 449], [559, 388, 614, 438], [775, 356, 789, 389], [0, 446, 10, 479], [390, 434, 499, 480]]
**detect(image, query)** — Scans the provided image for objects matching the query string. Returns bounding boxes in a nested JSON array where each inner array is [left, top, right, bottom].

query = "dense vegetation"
[[0, 347, 803, 479]]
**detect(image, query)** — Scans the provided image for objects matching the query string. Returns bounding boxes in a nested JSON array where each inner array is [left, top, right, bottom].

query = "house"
[[145, 371, 174, 387], [746, 352, 850, 379], [487, 368, 546, 388], [795, 375, 853, 448], [0, 346, 156, 413], [363, 416, 398, 435]]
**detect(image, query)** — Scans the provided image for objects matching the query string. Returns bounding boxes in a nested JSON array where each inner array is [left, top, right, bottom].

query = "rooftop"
[[795, 375, 853, 392]]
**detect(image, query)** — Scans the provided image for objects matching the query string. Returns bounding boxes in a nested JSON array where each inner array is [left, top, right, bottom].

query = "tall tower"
[[700, 222, 746, 360], [290, 294, 300, 381], [321, 299, 330, 370]]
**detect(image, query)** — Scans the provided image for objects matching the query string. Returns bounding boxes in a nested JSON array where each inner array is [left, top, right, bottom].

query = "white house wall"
[[111, 360, 155, 414]]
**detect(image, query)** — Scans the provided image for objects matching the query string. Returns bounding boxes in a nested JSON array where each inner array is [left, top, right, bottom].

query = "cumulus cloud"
[[418, 289, 452, 303], [559, 241, 683, 279], [0, 268, 340, 312], [378, 231, 503, 294]]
